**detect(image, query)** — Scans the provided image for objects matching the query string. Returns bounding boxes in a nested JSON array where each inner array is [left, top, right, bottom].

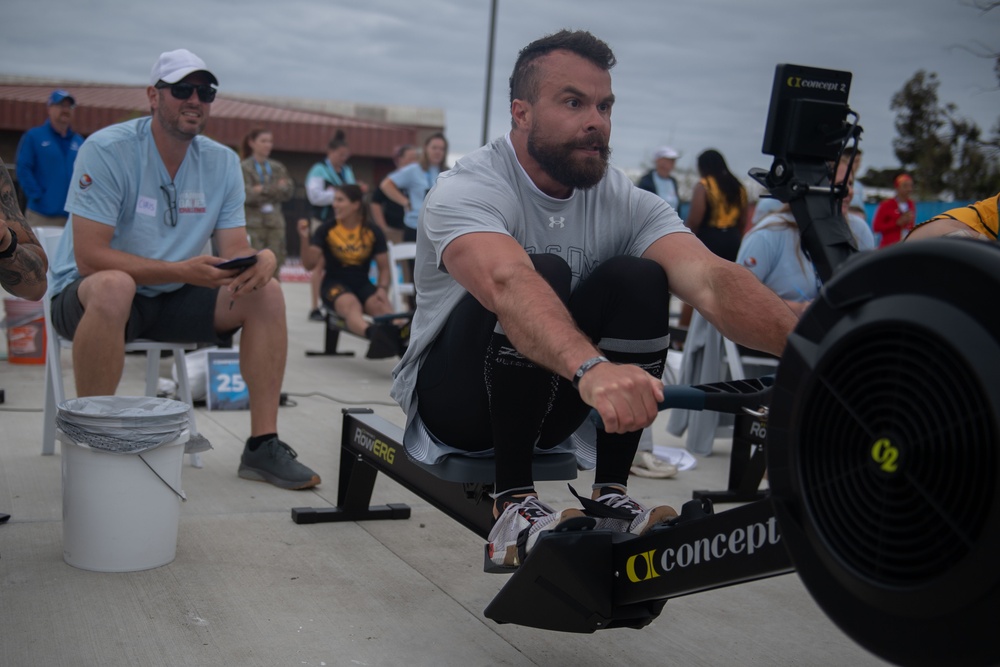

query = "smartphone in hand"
[[216, 255, 258, 271]]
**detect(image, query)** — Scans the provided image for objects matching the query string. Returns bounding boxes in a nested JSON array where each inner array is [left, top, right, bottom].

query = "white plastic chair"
[[386, 241, 416, 313], [37, 227, 206, 467]]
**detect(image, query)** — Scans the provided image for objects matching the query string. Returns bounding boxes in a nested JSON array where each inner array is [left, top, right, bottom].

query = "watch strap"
[[572, 355, 609, 390]]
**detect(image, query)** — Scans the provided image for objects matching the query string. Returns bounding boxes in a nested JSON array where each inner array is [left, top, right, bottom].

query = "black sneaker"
[[308, 308, 325, 322], [238, 437, 321, 490], [366, 322, 401, 359]]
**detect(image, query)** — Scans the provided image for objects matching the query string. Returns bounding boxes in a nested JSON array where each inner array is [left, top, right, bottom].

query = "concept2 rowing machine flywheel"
[[767, 238, 1000, 667]]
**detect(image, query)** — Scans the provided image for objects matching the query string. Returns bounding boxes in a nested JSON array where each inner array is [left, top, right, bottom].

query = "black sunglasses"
[[160, 183, 178, 227], [155, 81, 217, 104]]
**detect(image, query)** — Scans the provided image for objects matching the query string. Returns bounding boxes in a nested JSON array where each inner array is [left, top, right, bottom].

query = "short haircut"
[[508, 29, 616, 106]]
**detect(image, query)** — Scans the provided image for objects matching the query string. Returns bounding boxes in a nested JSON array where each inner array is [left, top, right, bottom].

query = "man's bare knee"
[[78, 271, 137, 322]]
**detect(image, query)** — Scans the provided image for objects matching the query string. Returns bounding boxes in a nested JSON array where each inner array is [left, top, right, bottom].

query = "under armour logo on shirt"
[[548, 216, 565, 228]]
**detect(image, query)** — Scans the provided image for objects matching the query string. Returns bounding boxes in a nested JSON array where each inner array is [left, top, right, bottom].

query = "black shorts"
[[321, 274, 378, 309], [51, 278, 235, 345]]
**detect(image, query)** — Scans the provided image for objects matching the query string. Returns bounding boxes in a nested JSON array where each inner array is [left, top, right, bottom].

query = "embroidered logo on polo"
[[78, 174, 93, 190]]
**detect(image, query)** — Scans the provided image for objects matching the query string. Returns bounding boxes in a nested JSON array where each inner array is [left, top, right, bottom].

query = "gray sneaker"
[[238, 437, 321, 490]]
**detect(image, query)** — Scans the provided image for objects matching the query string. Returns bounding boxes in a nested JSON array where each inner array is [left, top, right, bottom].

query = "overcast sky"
[[2, 0, 998, 182]]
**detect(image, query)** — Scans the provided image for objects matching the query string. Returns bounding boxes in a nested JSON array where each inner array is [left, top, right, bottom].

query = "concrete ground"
[[0, 281, 890, 667]]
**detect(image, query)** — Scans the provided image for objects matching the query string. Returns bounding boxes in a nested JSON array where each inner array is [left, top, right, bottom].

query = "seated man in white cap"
[[47, 49, 321, 490]]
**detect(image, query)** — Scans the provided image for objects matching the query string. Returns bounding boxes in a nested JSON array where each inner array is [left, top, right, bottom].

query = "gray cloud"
[[2, 0, 997, 182]]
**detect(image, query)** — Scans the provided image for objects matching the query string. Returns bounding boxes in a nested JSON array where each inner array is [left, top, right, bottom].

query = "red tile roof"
[[0, 83, 438, 158]]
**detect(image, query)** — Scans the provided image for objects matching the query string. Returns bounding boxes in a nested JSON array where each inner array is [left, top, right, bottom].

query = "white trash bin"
[[57, 396, 190, 572]]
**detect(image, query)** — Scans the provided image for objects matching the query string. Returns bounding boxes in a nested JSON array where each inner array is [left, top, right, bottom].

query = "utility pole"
[[480, 0, 498, 146]]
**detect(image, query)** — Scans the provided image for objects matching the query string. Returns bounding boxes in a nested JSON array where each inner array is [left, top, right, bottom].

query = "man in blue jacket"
[[15, 90, 84, 227]]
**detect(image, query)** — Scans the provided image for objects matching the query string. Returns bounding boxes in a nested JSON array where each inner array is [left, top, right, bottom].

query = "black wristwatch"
[[0, 229, 17, 260]]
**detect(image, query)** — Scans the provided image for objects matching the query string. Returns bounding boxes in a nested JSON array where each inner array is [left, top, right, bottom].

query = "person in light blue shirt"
[[50, 48, 321, 491], [736, 157, 873, 316], [379, 132, 448, 240], [48, 115, 245, 297]]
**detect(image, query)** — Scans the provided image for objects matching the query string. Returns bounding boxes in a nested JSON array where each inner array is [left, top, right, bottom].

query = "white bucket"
[[60, 435, 186, 572]]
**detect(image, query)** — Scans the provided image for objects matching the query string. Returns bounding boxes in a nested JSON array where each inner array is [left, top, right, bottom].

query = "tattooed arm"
[[0, 157, 47, 300]]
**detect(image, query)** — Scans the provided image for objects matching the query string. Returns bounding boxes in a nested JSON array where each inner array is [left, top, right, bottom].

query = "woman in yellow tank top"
[[685, 149, 749, 261], [679, 149, 749, 328]]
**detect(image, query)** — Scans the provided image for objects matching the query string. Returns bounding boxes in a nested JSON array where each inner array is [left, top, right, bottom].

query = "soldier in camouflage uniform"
[[240, 129, 294, 279]]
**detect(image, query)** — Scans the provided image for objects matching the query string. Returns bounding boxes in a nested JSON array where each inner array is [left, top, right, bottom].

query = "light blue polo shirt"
[[52, 117, 246, 296]]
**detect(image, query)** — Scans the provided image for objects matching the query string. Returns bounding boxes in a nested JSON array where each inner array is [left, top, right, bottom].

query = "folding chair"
[[37, 227, 207, 467], [386, 241, 416, 313]]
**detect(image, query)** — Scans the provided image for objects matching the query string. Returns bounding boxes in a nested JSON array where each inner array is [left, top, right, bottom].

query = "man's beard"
[[157, 103, 204, 142], [527, 127, 610, 190]]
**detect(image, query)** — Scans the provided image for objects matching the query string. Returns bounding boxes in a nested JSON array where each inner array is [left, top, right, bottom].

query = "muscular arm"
[[0, 157, 47, 300], [907, 217, 986, 241], [645, 233, 796, 356], [443, 232, 664, 432]]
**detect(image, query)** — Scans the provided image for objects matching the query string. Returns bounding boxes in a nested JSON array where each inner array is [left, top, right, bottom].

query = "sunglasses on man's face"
[[155, 81, 217, 104]]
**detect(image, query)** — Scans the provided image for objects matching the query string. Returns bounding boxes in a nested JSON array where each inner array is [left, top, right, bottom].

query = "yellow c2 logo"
[[625, 550, 660, 583], [871, 438, 899, 473]]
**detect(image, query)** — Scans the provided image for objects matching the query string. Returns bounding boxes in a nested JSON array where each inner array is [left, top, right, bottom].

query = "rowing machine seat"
[[411, 451, 578, 483]]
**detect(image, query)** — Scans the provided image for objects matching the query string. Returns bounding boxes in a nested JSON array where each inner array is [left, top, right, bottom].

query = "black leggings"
[[416, 254, 672, 493]]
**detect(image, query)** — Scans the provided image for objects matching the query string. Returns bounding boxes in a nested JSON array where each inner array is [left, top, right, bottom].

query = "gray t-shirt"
[[390, 134, 689, 459]]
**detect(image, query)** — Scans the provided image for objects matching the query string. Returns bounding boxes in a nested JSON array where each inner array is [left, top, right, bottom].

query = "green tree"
[[890, 69, 1000, 199], [889, 70, 953, 197], [949, 117, 1000, 198]]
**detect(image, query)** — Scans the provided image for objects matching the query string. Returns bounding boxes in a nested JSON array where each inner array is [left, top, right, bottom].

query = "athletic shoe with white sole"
[[487, 495, 587, 568], [574, 485, 677, 535]]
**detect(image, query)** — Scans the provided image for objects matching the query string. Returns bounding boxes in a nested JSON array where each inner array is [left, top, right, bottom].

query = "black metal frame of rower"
[[667, 326, 771, 505], [292, 409, 493, 535], [292, 376, 794, 633], [306, 311, 412, 358], [693, 409, 768, 504]]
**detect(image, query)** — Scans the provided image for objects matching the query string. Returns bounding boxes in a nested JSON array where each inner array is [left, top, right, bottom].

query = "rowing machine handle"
[[589, 376, 774, 430]]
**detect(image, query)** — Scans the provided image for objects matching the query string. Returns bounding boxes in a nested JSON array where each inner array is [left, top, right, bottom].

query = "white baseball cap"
[[654, 146, 680, 160], [150, 49, 218, 86]]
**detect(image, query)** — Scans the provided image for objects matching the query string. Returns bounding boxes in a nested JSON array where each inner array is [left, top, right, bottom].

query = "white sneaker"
[[630, 451, 679, 479], [486, 496, 585, 568]]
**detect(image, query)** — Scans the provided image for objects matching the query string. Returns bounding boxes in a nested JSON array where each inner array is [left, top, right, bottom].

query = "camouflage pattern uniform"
[[241, 157, 294, 278]]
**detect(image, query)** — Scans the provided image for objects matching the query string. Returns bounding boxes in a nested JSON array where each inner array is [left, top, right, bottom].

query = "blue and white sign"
[[206, 350, 249, 411]]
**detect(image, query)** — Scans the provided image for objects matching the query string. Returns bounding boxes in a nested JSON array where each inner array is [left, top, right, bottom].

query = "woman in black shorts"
[[297, 184, 401, 358]]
